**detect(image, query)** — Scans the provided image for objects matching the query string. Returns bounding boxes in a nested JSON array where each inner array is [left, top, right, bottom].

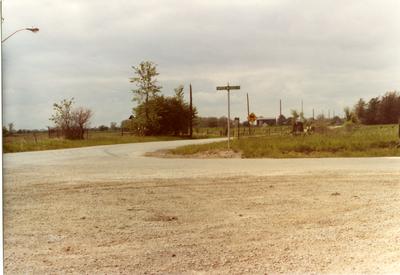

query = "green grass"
[[3, 131, 186, 153], [171, 124, 400, 158]]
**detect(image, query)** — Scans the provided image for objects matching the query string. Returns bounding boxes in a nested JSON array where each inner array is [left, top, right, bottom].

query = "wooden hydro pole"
[[189, 84, 193, 138], [301, 100, 303, 114], [247, 93, 251, 134]]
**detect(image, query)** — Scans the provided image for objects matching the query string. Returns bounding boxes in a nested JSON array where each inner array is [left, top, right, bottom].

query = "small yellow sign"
[[248, 113, 257, 122]]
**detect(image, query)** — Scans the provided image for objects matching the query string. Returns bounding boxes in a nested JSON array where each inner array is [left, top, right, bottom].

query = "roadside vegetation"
[[126, 61, 196, 136], [3, 60, 199, 153], [170, 124, 400, 158], [352, 91, 400, 125], [3, 131, 184, 153], [2, 126, 275, 153]]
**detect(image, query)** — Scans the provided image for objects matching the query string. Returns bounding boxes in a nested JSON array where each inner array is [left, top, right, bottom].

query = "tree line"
[[351, 91, 400, 124]]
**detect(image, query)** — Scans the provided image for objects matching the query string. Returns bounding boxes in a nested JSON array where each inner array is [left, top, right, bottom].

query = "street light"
[[2, 27, 39, 43]]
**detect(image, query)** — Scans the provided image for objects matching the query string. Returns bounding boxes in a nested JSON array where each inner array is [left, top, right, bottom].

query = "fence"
[[193, 126, 292, 138]]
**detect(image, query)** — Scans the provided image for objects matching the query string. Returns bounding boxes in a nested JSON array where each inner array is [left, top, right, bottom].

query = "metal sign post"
[[216, 83, 240, 150]]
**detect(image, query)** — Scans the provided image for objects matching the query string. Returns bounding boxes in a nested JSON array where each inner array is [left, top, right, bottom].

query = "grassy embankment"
[[3, 131, 185, 153], [2, 126, 281, 153], [170, 124, 400, 158]]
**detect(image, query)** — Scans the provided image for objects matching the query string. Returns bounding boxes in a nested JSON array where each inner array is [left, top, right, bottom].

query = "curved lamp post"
[[2, 27, 39, 43]]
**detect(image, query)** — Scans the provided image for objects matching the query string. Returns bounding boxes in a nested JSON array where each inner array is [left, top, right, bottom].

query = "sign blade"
[[216, 85, 240, 90]]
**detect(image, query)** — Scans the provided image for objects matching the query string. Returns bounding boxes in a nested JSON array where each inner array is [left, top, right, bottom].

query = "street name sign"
[[217, 85, 240, 91]]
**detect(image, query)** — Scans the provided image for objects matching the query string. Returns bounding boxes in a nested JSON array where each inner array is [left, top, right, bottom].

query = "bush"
[[98, 125, 109, 131], [344, 121, 359, 132], [132, 87, 196, 136]]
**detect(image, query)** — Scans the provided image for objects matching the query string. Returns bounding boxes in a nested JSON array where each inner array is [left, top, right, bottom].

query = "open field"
[[4, 174, 400, 274], [3, 131, 186, 153], [171, 124, 400, 158]]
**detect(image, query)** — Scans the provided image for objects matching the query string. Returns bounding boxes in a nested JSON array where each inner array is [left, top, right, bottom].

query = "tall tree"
[[129, 61, 162, 131], [365, 97, 380, 124], [378, 91, 400, 124], [354, 98, 367, 124]]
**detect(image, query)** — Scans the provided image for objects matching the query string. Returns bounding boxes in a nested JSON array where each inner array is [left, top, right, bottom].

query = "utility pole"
[[217, 83, 240, 150], [247, 93, 250, 135], [301, 100, 303, 114], [247, 93, 250, 118], [189, 84, 193, 138], [312, 108, 315, 120], [278, 99, 282, 125]]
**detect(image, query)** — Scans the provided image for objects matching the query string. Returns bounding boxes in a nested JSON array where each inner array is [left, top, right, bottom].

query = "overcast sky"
[[2, 0, 400, 129]]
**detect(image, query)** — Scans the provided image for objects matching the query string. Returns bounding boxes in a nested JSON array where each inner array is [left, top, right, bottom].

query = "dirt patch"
[[145, 213, 178, 222], [145, 149, 242, 158]]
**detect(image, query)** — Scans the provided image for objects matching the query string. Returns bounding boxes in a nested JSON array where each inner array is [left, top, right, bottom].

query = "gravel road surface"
[[4, 139, 400, 274], [4, 138, 400, 182]]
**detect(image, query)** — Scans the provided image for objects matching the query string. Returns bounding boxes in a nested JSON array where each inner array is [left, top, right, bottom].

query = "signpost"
[[216, 83, 240, 149], [234, 117, 240, 139]]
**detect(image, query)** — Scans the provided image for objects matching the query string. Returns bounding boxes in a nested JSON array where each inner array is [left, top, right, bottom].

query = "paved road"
[[4, 138, 400, 184]]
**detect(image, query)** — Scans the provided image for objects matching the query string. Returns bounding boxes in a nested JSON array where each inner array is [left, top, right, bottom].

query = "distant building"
[[256, 117, 277, 126]]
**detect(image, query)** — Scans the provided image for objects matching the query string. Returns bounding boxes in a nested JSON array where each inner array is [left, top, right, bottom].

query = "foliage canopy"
[[129, 61, 196, 136]]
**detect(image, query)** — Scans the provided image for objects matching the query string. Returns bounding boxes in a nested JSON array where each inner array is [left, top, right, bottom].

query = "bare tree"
[[50, 98, 92, 139], [73, 107, 92, 139]]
